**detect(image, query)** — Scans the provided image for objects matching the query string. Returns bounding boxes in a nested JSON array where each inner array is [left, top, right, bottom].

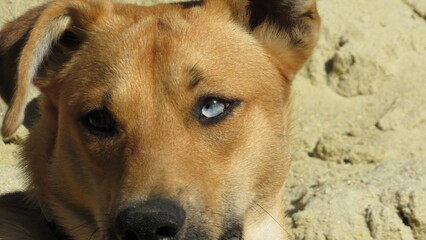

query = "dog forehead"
[[64, 3, 281, 109]]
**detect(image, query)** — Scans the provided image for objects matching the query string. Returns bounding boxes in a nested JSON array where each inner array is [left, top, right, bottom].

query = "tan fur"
[[0, 0, 320, 239]]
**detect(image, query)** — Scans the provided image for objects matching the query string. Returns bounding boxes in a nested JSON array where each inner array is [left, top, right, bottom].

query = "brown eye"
[[82, 109, 116, 137]]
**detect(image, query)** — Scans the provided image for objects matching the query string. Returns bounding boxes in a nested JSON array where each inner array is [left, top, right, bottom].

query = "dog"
[[0, 0, 320, 239]]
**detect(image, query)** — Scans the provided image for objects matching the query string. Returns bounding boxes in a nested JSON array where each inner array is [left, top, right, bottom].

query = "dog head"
[[0, 0, 319, 239]]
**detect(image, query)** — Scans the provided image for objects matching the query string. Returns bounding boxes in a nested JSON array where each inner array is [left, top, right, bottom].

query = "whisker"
[[253, 201, 290, 237], [89, 228, 99, 240]]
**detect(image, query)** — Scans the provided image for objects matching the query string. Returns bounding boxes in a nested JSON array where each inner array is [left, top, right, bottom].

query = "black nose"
[[115, 198, 186, 240]]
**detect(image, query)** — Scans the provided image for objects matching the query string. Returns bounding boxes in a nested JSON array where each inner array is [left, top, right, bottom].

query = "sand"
[[1, 0, 425, 239]]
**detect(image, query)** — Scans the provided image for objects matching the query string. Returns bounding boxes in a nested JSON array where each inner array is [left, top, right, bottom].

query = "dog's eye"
[[196, 97, 240, 125], [202, 99, 228, 118], [82, 109, 116, 136]]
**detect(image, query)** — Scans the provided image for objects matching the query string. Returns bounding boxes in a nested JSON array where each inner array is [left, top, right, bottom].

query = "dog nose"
[[115, 198, 186, 240]]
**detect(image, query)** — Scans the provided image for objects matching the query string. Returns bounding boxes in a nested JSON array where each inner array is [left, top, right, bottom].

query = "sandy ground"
[[1, 0, 425, 239]]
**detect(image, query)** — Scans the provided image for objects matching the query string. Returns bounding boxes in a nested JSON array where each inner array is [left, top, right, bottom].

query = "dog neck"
[[39, 200, 73, 240]]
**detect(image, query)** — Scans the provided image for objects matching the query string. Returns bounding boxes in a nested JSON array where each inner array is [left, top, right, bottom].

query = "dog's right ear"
[[1, 0, 112, 138]]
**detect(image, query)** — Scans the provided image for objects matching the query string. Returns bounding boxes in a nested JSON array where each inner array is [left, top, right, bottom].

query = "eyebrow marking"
[[189, 66, 204, 88], [174, 1, 203, 9]]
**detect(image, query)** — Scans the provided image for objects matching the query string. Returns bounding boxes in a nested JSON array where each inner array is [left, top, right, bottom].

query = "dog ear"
[[1, 0, 112, 138], [206, 0, 320, 81], [0, 5, 46, 107]]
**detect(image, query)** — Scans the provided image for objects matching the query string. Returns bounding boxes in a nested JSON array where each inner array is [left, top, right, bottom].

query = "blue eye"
[[201, 99, 227, 118], [195, 97, 241, 125]]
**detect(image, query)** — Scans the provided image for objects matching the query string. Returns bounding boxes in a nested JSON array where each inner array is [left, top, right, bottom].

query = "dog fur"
[[0, 0, 320, 239]]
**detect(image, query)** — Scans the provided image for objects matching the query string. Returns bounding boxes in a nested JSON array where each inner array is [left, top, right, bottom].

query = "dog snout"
[[115, 199, 186, 240]]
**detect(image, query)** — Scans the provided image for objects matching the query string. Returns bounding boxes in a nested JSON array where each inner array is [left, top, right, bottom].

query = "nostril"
[[156, 226, 178, 237], [123, 230, 139, 240]]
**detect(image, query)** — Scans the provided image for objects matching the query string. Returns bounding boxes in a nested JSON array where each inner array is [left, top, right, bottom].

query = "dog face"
[[0, 0, 319, 239]]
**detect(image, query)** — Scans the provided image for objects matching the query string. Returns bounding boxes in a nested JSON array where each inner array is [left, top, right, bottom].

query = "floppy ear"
[[0, 0, 112, 138], [0, 4, 47, 107], [207, 0, 320, 81]]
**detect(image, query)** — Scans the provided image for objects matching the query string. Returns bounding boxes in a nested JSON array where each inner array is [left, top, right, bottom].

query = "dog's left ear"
[[207, 0, 320, 81]]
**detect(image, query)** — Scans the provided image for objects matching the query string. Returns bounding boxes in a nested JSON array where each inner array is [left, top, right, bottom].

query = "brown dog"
[[0, 0, 320, 239]]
